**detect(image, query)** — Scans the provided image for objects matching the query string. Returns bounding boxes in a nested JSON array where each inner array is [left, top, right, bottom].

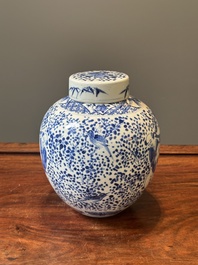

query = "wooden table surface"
[[0, 143, 197, 265]]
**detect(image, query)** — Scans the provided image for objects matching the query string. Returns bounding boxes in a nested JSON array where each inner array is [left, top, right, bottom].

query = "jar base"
[[77, 210, 123, 218]]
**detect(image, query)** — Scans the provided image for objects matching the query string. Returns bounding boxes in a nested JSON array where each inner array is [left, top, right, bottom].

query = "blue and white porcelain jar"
[[39, 70, 160, 217]]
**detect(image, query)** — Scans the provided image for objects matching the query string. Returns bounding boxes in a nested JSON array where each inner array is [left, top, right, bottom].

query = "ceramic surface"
[[39, 71, 160, 217], [69, 70, 129, 103]]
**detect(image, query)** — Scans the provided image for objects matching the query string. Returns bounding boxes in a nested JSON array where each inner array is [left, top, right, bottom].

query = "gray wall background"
[[0, 0, 197, 144]]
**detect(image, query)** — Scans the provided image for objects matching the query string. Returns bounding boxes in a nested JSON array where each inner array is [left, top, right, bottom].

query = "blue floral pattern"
[[59, 96, 142, 115], [71, 70, 127, 82], [40, 96, 160, 217]]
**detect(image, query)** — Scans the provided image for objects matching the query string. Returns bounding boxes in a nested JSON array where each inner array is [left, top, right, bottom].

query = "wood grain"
[[0, 143, 39, 153], [0, 145, 197, 264]]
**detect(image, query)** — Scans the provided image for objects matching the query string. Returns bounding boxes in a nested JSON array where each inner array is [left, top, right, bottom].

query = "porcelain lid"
[[69, 70, 129, 103]]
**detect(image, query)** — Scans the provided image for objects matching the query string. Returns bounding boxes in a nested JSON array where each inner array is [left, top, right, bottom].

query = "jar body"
[[39, 96, 160, 217]]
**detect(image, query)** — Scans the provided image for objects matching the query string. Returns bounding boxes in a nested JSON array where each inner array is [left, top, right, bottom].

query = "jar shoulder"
[[40, 96, 160, 140], [47, 96, 153, 117]]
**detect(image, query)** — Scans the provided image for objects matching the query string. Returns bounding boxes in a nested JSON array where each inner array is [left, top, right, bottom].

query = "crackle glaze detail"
[[39, 96, 160, 217]]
